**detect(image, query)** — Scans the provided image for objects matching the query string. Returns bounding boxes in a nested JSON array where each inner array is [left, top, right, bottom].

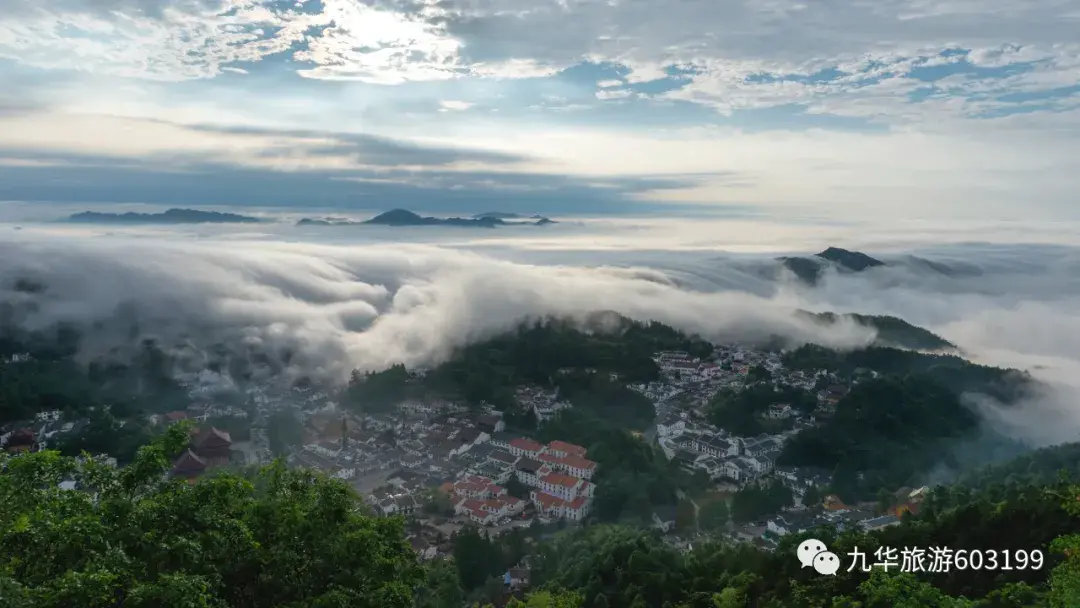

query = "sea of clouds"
[[2, 211, 1079, 448]]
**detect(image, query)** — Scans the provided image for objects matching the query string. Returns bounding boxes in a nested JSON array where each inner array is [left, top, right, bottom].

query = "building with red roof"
[[531, 490, 566, 517], [564, 496, 591, 521], [170, 449, 207, 480], [539, 472, 584, 501], [4, 428, 36, 454], [194, 427, 233, 466], [558, 454, 597, 480], [508, 437, 544, 457], [546, 440, 587, 458], [168, 426, 233, 481]]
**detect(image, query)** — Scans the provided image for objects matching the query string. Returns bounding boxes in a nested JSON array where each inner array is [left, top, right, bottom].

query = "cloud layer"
[[2, 223, 1080, 447], [2, 0, 1077, 123]]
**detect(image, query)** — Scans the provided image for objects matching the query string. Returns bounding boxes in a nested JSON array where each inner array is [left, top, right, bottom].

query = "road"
[[644, 394, 677, 445]]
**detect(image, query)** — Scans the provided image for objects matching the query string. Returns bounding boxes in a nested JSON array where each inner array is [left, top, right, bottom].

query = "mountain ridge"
[[296, 208, 556, 228], [65, 208, 264, 224]]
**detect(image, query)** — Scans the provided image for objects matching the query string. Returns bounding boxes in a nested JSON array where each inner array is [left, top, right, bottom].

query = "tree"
[[699, 499, 729, 532], [452, 526, 505, 592], [423, 489, 454, 516], [342, 364, 411, 413], [505, 590, 584, 608], [506, 476, 530, 500], [675, 499, 697, 533], [730, 481, 792, 524], [415, 560, 465, 608], [54, 410, 154, 464], [836, 569, 975, 607], [746, 365, 772, 384], [0, 423, 423, 607], [1049, 483, 1080, 607], [266, 410, 303, 457]]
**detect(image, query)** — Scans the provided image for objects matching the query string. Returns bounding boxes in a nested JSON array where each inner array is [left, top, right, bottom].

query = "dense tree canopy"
[[778, 375, 980, 500], [1, 325, 191, 427], [782, 344, 1032, 403], [0, 424, 422, 607], [525, 474, 1080, 607], [420, 316, 712, 407], [708, 384, 816, 436]]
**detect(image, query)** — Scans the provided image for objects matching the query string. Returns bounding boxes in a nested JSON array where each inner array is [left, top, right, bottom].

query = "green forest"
[[5, 425, 1080, 607], [6, 304, 1080, 606]]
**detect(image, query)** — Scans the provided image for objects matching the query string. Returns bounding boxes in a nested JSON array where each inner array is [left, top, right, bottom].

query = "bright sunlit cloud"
[[0, 0, 1077, 219]]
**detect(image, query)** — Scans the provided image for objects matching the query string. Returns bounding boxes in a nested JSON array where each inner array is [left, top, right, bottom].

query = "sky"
[[1, 0, 1078, 220]]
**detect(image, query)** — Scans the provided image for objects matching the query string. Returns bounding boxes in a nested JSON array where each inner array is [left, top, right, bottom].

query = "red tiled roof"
[[536, 452, 563, 465], [533, 491, 565, 510], [469, 508, 491, 520], [454, 481, 488, 494], [439, 482, 455, 494], [566, 496, 588, 510], [541, 472, 580, 489], [547, 440, 587, 457], [560, 455, 597, 471], [509, 438, 544, 452], [171, 449, 206, 475], [165, 411, 188, 421], [462, 499, 485, 511]]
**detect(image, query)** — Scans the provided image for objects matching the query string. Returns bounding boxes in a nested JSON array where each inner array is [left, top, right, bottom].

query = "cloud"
[[3, 223, 1080, 450], [2, 0, 1075, 125], [0, 229, 876, 385], [438, 100, 473, 112], [0, 111, 753, 214], [1, 1, 1078, 221], [0, 0, 325, 81]]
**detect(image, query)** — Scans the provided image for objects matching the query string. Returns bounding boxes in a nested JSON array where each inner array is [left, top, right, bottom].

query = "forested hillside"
[[4, 427, 1080, 607]]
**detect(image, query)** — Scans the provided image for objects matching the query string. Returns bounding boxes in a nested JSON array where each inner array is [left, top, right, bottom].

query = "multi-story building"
[[508, 438, 545, 458], [545, 440, 587, 459]]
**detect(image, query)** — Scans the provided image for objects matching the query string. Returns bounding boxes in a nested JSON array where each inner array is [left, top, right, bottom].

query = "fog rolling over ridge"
[[2, 224, 1080, 449]]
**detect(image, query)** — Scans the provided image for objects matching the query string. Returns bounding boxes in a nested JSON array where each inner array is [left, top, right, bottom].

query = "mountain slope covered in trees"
[[5, 428, 1080, 607]]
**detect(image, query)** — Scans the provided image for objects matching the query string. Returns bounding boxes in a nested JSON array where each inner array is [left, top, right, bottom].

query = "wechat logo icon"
[[797, 539, 840, 576]]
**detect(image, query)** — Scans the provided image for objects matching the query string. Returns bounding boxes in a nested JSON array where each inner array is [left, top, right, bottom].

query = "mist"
[[2, 218, 1079, 450]]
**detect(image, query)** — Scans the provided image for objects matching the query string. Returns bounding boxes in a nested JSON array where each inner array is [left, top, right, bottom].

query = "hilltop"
[[66, 208, 264, 224], [795, 310, 955, 351], [778, 247, 885, 285], [295, 209, 556, 228], [777, 247, 978, 285]]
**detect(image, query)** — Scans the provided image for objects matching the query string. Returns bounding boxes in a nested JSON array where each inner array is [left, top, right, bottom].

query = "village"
[[0, 341, 927, 565]]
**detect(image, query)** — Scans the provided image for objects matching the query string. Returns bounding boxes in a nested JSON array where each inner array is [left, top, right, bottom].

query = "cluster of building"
[[630, 346, 852, 494], [436, 436, 598, 525], [169, 426, 236, 482], [513, 386, 572, 423], [0, 408, 92, 454], [738, 484, 931, 551]]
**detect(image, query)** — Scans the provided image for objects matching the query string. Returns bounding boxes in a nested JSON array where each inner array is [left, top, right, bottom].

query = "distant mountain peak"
[[777, 246, 886, 285], [295, 209, 555, 228], [66, 208, 263, 224], [815, 247, 885, 271]]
